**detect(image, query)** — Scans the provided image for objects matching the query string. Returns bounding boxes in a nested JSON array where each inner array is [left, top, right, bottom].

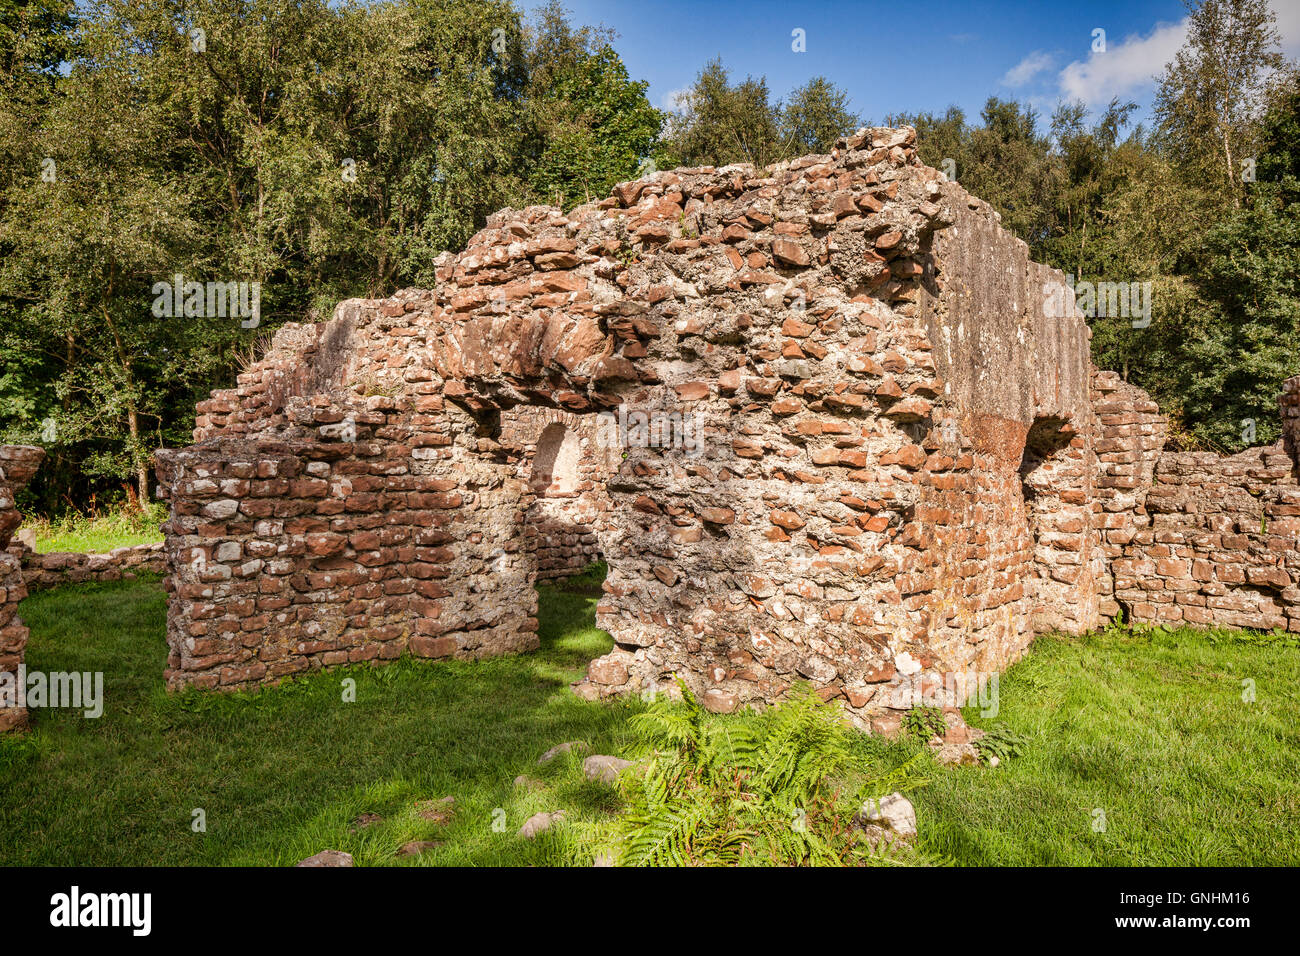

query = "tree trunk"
[[101, 295, 150, 509], [127, 403, 148, 508], [1223, 125, 1237, 207]]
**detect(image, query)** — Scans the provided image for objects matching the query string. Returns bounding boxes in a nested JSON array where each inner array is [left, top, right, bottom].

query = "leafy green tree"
[[661, 59, 857, 170], [0, 0, 540, 509], [780, 76, 860, 155], [662, 58, 781, 168], [1177, 70, 1300, 448], [895, 98, 1055, 249], [523, 1, 662, 209], [887, 105, 968, 176], [1154, 0, 1283, 205]]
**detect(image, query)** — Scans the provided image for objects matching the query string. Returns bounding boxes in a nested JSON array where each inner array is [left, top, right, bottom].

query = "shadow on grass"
[[3, 576, 634, 866], [11, 580, 1296, 866]]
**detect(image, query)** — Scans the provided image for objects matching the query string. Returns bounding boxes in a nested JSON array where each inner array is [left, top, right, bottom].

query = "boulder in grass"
[[854, 792, 917, 849], [538, 741, 587, 765], [582, 754, 635, 784], [933, 742, 981, 766], [295, 849, 354, 867], [518, 810, 565, 839]]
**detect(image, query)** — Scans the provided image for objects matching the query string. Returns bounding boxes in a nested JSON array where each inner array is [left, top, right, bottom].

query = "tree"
[[1177, 68, 1300, 448], [0, 0, 539, 509], [779, 76, 860, 155], [662, 59, 857, 170], [895, 98, 1055, 250], [1154, 0, 1283, 205], [0, 0, 680, 512], [522, 1, 662, 209], [662, 58, 781, 169]]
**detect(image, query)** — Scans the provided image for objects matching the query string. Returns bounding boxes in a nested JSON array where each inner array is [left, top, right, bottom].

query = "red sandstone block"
[[220, 662, 267, 685], [770, 510, 805, 531], [305, 533, 346, 556], [1154, 558, 1190, 577], [410, 635, 457, 658]]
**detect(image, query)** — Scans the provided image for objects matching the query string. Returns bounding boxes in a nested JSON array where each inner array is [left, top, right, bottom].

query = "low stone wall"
[[1094, 370, 1300, 631], [154, 395, 541, 692], [0, 445, 44, 732], [6, 542, 166, 592], [1114, 445, 1300, 630]]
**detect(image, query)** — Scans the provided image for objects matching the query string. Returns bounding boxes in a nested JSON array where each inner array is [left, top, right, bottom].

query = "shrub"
[[588, 680, 933, 866]]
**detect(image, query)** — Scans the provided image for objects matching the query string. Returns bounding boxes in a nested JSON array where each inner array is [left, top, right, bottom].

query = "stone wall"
[[159, 127, 1104, 724], [5, 542, 166, 592], [1091, 370, 1168, 620], [1281, 374, 1300, 466], [499, 406, 613, 581], [154, 405, 540, 690], [0, 446, 43, 732], [1093, 369, 1300, 631]]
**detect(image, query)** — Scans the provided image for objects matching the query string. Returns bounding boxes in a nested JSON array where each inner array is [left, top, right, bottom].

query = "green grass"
[[900, 624, 1300, 865], [2, 577, 1297, 866], [1, 575, 632, 866], [21, 503, 165, 553]]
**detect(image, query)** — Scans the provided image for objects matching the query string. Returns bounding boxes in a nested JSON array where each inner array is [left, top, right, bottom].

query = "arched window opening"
[[530, 422, 581, 496]]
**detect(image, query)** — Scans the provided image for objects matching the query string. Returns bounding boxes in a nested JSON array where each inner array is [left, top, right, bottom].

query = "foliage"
[[896, 2, 1297, 453], [0, 0, 658, 513], [659, 58, 859, 170], [593, 680, 930, 866], [523, 1, 662, 209], [902, 704, 947, 741], [6, 577, 1300, 865], [971, 724, 1030, 765], [20, 499, 165, 553], [1153, 0, 1283, 203]]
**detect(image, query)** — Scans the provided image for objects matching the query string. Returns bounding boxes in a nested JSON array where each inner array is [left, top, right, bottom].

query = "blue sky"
[[525, 0, 1300, 132]]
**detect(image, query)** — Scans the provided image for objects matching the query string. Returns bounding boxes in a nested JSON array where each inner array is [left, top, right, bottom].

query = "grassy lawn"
[[2, 575, 633, 866], [20, 505, 165, 553], [912, 625, 1300, 866], [2, 573, 1297, 866]]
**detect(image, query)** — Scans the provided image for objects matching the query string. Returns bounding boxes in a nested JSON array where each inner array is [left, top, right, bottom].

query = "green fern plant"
[[972, 724, 1030, 764], [592, 680, 935, 866], [902, 705, 947, 741]]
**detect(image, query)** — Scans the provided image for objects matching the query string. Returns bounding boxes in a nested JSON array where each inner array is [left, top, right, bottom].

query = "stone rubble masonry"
[[1095, 370, 1300, 631], [1281, 374, 1300, 466], [154, 126, 1098, 725], [0, 445, 44, 732], [129, 125, 1300, 730], [5, 541, 166, 592], [499, 406, 614, 581]]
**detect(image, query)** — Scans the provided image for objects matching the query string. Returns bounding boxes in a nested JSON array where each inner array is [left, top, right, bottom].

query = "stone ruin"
[[5, 126, 1300, 734], [0, 446, 43, 731]]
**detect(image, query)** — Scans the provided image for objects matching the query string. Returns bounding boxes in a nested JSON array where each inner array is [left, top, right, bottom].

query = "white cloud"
[[659, 87, 691, 112], [1057, 21, 1187, 107], [1055, 1, 1300, 109], [1002, 50, 1055, 88]]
